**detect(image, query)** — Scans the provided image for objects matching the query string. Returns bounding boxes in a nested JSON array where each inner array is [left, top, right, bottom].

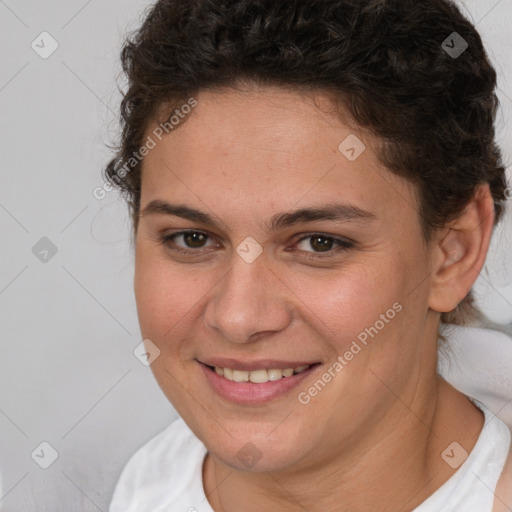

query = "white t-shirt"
[[109, 401, 510, 512], [110, 326, 512, 511]]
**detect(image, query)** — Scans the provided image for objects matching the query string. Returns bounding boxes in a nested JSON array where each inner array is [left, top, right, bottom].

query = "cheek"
[[134, 235, 425, 353], [133, 246, 205, 341], [286, 256, 408, 348]]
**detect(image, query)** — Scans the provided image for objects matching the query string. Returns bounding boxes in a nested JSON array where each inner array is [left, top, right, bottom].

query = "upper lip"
[[198, 358, 320, 371]]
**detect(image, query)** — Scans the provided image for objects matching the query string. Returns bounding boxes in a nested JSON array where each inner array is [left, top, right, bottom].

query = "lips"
[[198, 359, 322, 404]]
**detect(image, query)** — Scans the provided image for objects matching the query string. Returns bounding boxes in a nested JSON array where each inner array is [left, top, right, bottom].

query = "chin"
[[216, 444, 307, 473], [203, 426, 313, 473]]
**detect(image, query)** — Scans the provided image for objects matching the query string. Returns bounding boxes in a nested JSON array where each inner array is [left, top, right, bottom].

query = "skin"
[[133, 85, 510, 511], [495, 451, 512, 510]]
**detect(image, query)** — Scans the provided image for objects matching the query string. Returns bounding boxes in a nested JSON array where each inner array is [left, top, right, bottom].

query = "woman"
[[106, 0, 512, 509]]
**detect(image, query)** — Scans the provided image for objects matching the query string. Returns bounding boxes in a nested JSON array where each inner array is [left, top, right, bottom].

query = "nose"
[[203, 250, 293, 344]]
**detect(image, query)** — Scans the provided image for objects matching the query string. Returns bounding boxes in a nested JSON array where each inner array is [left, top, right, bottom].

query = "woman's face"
[[134, 86, 439, 473]]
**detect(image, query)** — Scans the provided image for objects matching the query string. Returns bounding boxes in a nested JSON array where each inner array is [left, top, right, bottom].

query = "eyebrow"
[[140, 199, 377, 231]]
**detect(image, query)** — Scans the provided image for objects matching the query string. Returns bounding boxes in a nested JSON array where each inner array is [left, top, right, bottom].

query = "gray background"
[[0, 0, 511, 510]]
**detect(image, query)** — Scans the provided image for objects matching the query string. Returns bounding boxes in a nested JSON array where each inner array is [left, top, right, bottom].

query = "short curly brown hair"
[[104, 0, 509, 328]]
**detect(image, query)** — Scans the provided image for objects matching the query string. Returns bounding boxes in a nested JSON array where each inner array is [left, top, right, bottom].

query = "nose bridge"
[[204, 251, 291, 343]]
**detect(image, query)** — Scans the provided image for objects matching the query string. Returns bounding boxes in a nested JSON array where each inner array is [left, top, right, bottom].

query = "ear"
[[428, 184, 495, 314]]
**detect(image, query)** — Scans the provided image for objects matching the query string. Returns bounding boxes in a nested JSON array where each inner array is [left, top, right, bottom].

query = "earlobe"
[[427, 185, 495, 314]]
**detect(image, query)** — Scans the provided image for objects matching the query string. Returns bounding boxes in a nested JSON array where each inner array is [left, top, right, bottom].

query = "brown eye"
[[294, 234, 354, 259], [181, 231, 208, 248], [309, 236, 335, 252], [160, 230, 214, 254]]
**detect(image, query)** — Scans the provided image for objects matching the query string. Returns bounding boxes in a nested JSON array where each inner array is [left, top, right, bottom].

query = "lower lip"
[[199, 362, 320, 404]]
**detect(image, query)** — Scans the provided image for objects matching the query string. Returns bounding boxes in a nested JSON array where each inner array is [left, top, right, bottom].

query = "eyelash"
[[158, 230, 354, 260]]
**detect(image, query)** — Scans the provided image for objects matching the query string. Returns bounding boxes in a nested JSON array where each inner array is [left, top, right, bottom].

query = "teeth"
[[249, 369, 268, 383], [233, 370, 249, 382], [213, 364, 311, 383], [267, 369, 283, 381]]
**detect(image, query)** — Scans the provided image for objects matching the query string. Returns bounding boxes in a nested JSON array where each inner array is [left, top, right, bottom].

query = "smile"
[[199, 361, 321, 404]]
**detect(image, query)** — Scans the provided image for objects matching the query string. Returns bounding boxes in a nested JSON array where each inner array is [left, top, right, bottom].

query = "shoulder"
[[109, 417, 207, 511], [492, 441, 512, 511]]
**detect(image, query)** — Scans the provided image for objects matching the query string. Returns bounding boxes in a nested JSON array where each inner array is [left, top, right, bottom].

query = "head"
[[106, 0, 508, 472]]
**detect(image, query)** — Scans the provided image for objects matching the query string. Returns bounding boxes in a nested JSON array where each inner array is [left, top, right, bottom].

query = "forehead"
[[152, 86, 356, 161], [140, 87, 420, 232]]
